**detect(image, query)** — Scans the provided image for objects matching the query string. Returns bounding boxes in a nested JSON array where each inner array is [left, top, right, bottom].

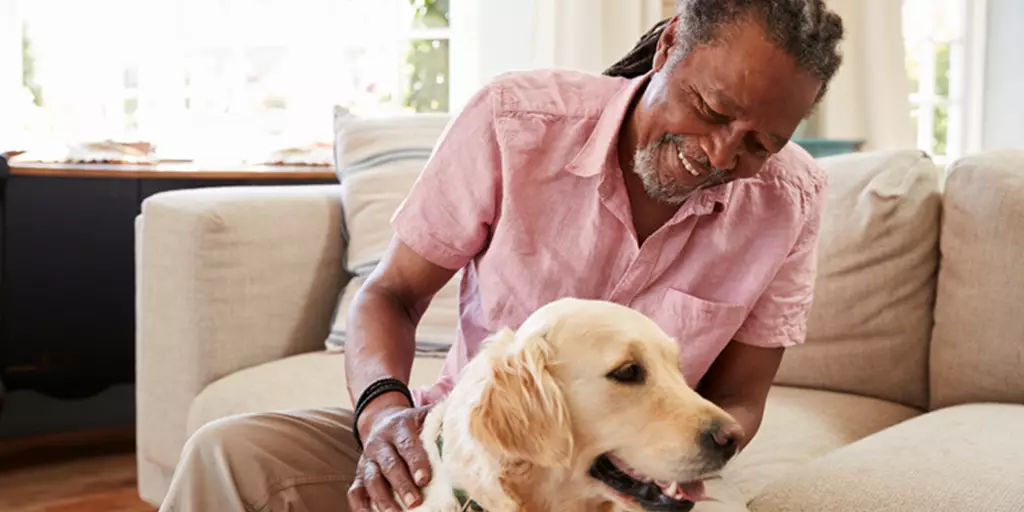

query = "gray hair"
[[604, 0, 845, 102]]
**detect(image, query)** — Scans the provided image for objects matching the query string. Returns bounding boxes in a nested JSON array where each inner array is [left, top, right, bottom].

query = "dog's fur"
[[403, 298, 740, 511]]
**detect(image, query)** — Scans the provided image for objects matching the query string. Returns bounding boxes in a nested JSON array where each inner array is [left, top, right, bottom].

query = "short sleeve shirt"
[[390, 69, 828, 406]]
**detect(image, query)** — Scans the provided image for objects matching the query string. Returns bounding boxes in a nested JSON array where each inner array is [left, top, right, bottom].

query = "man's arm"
[[702, 164, 827, 449], [344, 238, 457, 434], [696, 341, 784, 452], [345, 80, 502, 416], [344, 82, 502, 511]]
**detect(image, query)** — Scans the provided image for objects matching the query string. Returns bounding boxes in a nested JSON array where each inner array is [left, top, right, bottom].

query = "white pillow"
[[325, 106, 460, 357]]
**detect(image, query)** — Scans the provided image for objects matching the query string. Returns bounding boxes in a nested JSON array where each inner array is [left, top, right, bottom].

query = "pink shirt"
[[392, 69, 827, 406]]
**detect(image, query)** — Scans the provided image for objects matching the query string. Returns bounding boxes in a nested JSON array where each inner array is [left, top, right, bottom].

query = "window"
[[9, 0, 451, 165], [901, 0, 985, 164]]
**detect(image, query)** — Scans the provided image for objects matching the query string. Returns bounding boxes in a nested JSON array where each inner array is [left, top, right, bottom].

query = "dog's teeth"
[[665, 482, 679, 497]]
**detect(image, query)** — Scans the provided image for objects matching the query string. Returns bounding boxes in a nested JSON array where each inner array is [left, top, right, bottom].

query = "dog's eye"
[[607, 363, 645, 384]]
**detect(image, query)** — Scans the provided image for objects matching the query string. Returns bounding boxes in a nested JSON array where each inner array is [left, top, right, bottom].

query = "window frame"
[[903, 0, 987, 165]]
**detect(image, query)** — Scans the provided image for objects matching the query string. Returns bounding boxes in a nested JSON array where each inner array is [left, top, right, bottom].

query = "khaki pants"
[[160, 408, 749, 511]]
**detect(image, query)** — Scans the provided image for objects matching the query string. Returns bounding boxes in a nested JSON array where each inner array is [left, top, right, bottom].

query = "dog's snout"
[[711, 420, 743, 449], [701, 419, 744, 462]]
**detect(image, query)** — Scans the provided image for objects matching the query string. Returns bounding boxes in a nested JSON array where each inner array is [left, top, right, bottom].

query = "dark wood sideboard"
[[0, 158, 338, 411]]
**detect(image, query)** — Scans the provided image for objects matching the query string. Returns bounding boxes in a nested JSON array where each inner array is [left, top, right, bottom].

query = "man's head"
[[612, 0, 844, 204]]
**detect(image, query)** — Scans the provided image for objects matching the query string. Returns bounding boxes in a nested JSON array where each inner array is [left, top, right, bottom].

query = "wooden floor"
[[0, 426, 155, 512]]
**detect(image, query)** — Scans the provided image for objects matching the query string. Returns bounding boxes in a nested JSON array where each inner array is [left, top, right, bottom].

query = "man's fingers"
[[393, 426, 432, 487], [346, 478, 372, 512], [363, 458, 404, 512], [374, 443, 421, 508]]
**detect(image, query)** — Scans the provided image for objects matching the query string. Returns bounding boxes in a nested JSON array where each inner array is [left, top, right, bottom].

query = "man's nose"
[[700, 130, 741, 171], [700, 418, 745, 463]]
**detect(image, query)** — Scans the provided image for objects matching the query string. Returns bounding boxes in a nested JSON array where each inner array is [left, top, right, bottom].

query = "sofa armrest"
[[135, 184, 348, 481]]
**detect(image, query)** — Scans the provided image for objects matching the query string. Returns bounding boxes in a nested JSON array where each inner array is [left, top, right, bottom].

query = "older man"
[[160, 1, 844, 511]]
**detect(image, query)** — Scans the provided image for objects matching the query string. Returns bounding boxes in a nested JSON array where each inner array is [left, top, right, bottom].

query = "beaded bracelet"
[[351, 377, 414, 452]]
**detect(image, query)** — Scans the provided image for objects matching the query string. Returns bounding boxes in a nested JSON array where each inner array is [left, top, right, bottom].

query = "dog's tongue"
[[656, 480, 706, 502]]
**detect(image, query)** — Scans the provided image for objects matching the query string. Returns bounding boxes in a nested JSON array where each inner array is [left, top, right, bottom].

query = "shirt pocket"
[[651, 288, 750, 384]]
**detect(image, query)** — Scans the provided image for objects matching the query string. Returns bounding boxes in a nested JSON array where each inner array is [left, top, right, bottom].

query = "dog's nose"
[[701, 419, 744, 462]]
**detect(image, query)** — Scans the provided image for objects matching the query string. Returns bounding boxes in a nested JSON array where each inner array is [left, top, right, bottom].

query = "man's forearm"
[[695, 341, 783, 454], [713, 395, 767, 453], [344, 285, 420, 433], [342, 239, 459, 437]]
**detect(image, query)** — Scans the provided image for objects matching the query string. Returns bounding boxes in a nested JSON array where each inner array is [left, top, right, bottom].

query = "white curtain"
[[805, 0, 917, 151], [529, 0, 667, 74]]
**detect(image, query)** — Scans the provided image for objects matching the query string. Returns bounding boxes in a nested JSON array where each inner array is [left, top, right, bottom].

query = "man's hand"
[[348, 401, 435, 512], [697, 340, 785, 453], [342, 237, 455, 511]]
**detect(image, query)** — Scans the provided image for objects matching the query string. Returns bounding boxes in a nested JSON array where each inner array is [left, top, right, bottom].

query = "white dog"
[[403, 297, 744, 512]]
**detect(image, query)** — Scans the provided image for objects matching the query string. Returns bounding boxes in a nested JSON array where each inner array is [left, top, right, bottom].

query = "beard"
[[632, 133, 731, 204]]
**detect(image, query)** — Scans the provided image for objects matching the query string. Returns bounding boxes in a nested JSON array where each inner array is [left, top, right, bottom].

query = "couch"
[[135, 115, 1024, 509]]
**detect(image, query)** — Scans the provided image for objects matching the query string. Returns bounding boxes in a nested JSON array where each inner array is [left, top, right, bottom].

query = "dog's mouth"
[[588, 454, 705, 511]]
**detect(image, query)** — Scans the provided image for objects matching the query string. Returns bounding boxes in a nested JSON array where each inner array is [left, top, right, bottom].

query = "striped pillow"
[[326, 106, 461, 357]]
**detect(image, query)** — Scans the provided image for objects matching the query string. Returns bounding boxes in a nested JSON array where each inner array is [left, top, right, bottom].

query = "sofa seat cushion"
[[748, 403, 1024, 511], [724, 385, 921, 502], [186, 351, 446, 436]]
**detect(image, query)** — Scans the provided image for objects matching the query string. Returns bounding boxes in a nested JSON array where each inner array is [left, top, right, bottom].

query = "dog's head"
[[467, 297, 743, 511]]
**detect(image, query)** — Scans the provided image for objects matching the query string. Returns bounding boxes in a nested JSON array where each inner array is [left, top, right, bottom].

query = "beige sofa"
[[135, 146, 1024, 511]]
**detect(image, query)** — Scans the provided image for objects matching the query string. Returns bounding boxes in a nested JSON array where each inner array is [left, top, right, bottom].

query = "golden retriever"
[[404, 297, 744, 512]]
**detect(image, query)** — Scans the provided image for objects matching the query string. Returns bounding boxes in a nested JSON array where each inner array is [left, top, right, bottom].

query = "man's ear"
[[652, 15, 680, 72], [469, 327, 574, 468]]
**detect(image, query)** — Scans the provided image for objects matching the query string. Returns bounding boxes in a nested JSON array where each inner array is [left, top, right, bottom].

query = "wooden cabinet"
[[0, 161, 337, 402]]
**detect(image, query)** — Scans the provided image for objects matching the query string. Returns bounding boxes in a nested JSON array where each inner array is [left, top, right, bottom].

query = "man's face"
[[630, 15, 823, 204]]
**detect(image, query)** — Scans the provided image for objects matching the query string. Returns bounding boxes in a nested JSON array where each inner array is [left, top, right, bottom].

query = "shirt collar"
[[566, 71, 733, 214], [564, 72, 652, 178]]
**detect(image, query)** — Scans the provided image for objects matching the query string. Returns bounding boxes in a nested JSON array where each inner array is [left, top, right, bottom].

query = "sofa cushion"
[[326, 106, 459, 356], [722, 385, 920, 502], [930, 149, 1024, 409], [774, 149, 942, 409], [747, 403, 1024, 512], [186, 351, 446, 435]]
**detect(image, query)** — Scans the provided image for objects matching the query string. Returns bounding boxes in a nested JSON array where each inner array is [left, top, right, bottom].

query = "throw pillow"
[[325, 105, 460, 357], [774, 149, 943, 410]]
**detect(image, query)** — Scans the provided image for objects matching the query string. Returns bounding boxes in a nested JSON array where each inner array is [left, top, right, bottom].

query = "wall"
[[981, 0, 1024, 150], [450, 0, 676, 112], [663, 0, 677, 16], [449, 0, 536, 111]]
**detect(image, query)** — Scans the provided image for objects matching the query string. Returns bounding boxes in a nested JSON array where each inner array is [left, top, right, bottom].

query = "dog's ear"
[[469, 327, 574, 468]]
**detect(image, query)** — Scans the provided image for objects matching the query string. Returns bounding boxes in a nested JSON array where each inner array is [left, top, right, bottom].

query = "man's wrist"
[[356, 391, 413, 439]]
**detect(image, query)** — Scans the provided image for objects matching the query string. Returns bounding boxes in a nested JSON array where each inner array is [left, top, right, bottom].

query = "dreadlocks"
[[603, 0, 844, 102]]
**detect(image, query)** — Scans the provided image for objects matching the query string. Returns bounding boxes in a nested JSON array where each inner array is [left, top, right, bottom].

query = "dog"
[[404, 297, 744, 512]]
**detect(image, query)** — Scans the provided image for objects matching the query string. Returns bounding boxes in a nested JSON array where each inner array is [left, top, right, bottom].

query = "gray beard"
[[632, 134, 730, 204]]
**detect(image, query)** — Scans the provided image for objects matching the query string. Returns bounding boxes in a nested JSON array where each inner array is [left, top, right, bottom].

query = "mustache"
[[657, 133, 709, 166], [658, 134, 730, 185]]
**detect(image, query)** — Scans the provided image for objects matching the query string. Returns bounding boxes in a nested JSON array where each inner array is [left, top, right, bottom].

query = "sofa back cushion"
[[325, 106, 459, 356], [774, 149, 942, 409], [930, 149, 1024, 409]]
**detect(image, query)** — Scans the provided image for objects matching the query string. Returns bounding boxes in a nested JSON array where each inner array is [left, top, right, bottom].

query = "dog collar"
[[435, 430, 485, 511]]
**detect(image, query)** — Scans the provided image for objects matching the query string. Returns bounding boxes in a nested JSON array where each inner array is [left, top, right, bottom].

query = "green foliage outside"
[[404, 0, 449, 112], [22, 23, 44, 106], [932, 41, 949, 156], [905, 40, 950, 155]]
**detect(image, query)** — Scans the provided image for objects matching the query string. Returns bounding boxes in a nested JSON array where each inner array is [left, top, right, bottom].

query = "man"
[[160, 1, 844, 511]]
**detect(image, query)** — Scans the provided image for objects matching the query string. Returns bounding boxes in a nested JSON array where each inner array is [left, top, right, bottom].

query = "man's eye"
[[697, 96, 729, 123]]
